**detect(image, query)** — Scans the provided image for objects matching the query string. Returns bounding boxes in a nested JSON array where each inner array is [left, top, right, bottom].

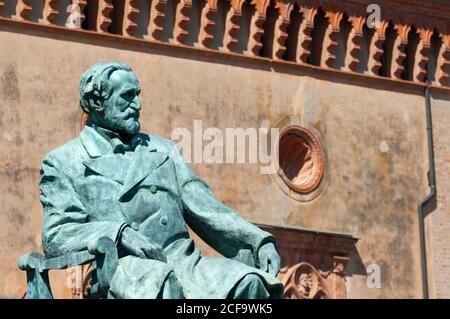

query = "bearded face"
[[96, 70, 142, 135]]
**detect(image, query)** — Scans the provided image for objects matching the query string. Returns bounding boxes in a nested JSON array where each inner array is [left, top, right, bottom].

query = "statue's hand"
[[257, 243, 281, 277], [120, 227, 167, 262]]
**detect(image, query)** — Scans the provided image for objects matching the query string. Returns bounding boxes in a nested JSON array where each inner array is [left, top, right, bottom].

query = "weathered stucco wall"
[[0, 23, 442, 298], [427, 93, 450, 299]]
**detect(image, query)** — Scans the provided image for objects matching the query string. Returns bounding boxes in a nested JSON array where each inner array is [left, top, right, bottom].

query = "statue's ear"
[[89, 94, 105, 112]]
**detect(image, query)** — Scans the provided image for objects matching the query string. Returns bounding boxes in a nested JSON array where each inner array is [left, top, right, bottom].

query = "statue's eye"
[[121, 90, 135, 101]]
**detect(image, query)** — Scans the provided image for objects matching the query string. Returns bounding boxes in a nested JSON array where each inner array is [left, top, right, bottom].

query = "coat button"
[[131, 222, 139, 230], [150, 185, 157, 194], [160, 216, 168, 225]]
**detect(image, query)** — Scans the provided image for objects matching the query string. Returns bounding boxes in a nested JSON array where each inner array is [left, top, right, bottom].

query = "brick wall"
[[428, 94, 450, 298]]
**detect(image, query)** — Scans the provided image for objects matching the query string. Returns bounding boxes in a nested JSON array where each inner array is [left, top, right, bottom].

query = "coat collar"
[[79, 123, 157, 157], [80, 124, 112, 158], [79, 124, 168, 198]]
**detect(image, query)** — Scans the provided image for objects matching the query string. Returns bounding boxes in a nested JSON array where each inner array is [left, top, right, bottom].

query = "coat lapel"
[[80, 124, 169, 200], [118, 145, 168, 200], [82, 155, 128, 184], [80, 125, 126, 184]]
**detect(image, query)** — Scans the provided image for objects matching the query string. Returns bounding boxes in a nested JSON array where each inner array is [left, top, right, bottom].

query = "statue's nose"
[[131, 97, 142, 111]]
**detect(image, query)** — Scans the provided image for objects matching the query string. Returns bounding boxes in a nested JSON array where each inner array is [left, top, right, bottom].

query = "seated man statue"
[[40, 61, 284, 299]]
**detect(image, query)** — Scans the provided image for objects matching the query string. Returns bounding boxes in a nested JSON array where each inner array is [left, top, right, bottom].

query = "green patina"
[[29, 61, 283, 299]]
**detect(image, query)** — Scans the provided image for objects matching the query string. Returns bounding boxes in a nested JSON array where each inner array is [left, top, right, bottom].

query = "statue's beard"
[[118, 108, 140, 135], [118, 118, 140, 135], [99, 116, 140, 136], [92, 106, 141, 135]]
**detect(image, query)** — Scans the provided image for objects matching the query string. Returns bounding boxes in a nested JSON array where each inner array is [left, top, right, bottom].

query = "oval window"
[[277, 125, 324, 193]]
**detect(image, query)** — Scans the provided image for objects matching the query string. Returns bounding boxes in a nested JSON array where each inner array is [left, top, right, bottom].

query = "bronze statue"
[[38, 61, 283, 298]]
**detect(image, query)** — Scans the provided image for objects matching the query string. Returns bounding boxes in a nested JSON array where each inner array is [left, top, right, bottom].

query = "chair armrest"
[[18, 237, 119, 299], [18, 252, 53, 299], [18, 252, 46, 271], [87, 237, 119, 298]]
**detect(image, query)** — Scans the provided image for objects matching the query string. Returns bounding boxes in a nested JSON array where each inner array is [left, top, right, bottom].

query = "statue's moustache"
[[126, 109, 140, 119]]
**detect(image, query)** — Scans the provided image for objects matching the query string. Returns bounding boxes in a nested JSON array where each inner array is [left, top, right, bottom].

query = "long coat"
[[40, 124, 283, 298]]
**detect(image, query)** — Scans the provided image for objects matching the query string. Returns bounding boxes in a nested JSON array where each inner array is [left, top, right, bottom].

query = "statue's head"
[[79, 61, 141, 135]]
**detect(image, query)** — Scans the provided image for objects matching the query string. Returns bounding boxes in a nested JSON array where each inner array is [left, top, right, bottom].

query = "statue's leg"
[[158, 271, 185, 299], [228, 274, 270, 299], [108, 256, 184, 299], [175, 254, 284, 298]]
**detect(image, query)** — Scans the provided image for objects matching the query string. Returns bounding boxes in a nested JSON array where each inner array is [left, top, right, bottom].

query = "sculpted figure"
[[298, 273, 312, 297], [40, 61, 284, 298]]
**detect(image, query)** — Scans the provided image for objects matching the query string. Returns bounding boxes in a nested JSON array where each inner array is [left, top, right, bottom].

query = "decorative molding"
[[437, 34, 450, 86], [97, 0, 114, 33], [392, 23, 410, 79], [259, 224, 358, 254], [174, 0, 193, 44], [281, 262, 331, 299], [246, 0, 270, 56], [259, 224, 358, 299], [390, 0, 450, 16], [414, 28, 433, 82], [0, 0, 449, 87], [149, 0, 168, 41], [367, 20, 389, 75], [276, 125, 324, 194], [69, 265, 82, 299], [17, 0, 33, 21], [323, 10, 344, 68], [273, 17, 290, 59], [345, 16, 365, 71], [297, 6, 317, 64], [246, 13, 265, 56], [331, 256, 350, 299], [272, 1, 293, 60], [224, 0, 245, 52], [45, 0, 59, 25], [123, 0, 141, 37], [199, 0, 218, 49], [69, 264, 93, 299], [82, 263, 93, 297]]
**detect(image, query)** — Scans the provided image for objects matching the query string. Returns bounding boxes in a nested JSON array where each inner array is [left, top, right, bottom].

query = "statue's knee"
[[160, 271, 185, 299], [241, 274, 264, 287], [231, 274, 269, 299]]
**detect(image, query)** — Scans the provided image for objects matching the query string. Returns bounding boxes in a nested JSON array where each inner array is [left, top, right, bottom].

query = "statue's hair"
[[79, 61, 133, 113]]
